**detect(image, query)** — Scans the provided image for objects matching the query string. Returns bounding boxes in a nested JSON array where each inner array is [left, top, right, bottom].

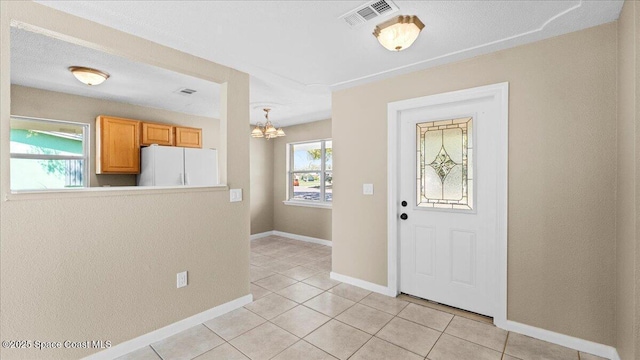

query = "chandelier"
[[251, 108, 285, 139]]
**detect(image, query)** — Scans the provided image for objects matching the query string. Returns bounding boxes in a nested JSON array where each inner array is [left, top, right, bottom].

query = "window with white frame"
[[288, 139, 332, 203], [10, 116, 89, 190]]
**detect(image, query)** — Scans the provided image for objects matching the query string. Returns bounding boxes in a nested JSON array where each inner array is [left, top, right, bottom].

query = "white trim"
[[386, 82, 509, 319], [285, 137, 333, 145], [272, 230, 332, 247], [249, 230, 332, 247], [495, 83, 510, 327], [5, 184, 228, 202], [250, 231, 274, 241], [498, 320, 620, 360], [330, 271, 396, 297], [282, 200, 332, 209], [82, 294, 253, 360], [387, 100, 400, 297]]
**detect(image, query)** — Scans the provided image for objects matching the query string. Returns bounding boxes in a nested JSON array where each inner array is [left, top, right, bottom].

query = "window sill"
[[283, 200, 332, 209], [5, 184, 229, 201]]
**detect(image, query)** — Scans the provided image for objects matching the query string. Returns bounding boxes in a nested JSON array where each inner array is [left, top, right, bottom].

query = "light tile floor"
[[118, 235, 608, 360]]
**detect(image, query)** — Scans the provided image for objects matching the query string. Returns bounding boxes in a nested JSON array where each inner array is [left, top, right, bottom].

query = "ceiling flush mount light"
[[68, 66, 110, 86], [251, 108, 286, 140], [373, 15, 425, 51]]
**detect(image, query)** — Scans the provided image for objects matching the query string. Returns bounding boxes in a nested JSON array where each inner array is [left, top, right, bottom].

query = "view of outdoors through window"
[[290, 140, 332, 202], [10, 117, 88, 190]]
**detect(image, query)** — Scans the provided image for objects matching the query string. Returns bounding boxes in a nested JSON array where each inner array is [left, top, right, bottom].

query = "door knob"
[[400, 213, 408, 220]]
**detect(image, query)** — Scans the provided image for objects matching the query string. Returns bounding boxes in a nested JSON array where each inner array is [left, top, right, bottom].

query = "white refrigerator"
[[138, 145, 218, 186]]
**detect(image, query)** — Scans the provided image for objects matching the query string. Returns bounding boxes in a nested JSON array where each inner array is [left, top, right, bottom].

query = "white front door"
[[398, 89, 503, 317]]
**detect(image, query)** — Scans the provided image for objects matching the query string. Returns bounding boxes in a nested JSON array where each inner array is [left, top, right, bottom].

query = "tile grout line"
[[425, 326, 446, 360], [502, 332, 510, 359], [302, 340, 340, 360], [373, 303, 453, 334], [264, 302, 340, 358], [213, 310, 301, 359], [421, 307, 455, 360], [440, 328, 507, 355], [149, 345, 164, 360], [431, 314, 508, 356], [316, 308, 373, 359], [268, 306, 332, 339], [339, 300, 432, 359], [385, 311, 441, 358], [268, 284, 368, 359], [370, 299, 495, 334], [352, 298, 406, 316], [225, 339, 252, 360], [202, 314, 268, 344], [344, 335, 374, 359], [399, 295, 492, 325]]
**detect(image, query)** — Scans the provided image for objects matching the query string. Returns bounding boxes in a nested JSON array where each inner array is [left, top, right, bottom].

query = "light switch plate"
[[363, 183, 374, 195], [230, 189, 243, 202]]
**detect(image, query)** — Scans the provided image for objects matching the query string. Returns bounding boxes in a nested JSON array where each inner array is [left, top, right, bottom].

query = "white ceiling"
[[11, 27, 221, 119], [31, 0, 624, 127]]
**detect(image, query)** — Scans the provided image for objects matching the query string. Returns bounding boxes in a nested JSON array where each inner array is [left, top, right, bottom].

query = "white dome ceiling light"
[[68, 66, 110, 85], [373, 15, 425, 52]]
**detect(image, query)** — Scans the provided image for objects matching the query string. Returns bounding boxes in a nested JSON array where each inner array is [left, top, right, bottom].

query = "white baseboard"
[[83, 294, 253, 360], [330, 271, 396, 297], [330, 271, 620, 360], [250, 231, 274, 241], [272, 230, 332, 247], [497, 320, 620, 360]]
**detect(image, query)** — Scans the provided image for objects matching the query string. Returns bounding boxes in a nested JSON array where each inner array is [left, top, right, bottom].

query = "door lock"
[[401, 201, 408, 207], [400, 213, 408, 220]]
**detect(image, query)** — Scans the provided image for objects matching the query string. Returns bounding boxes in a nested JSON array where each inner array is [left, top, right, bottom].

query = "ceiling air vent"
[[371, 0, 392, 14], [176, 88, 197, 95], [339, 0, 399, 29]]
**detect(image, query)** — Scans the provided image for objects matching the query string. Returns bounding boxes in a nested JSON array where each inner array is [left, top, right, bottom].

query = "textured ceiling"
[[11, 27, 221, 119], [29, 0, 624, 126]]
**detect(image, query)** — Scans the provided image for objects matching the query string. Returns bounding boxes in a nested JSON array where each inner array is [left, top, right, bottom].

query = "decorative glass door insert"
[[416, 117, 473, 210]]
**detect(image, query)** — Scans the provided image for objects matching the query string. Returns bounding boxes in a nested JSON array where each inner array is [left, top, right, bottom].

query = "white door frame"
[[387, 82, 509, 326]]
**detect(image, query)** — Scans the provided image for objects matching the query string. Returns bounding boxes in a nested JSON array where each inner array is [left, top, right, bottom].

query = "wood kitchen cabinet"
[[141, 122, 173, 146], [96, 115, 141, 174], [174, 126, 202, 148]]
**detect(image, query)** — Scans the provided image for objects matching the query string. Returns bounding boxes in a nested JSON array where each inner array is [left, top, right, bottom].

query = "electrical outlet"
[[177, 271, 188, 288]]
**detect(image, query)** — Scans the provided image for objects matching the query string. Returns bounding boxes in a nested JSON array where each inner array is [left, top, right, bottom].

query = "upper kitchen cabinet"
[[96, 115, 141, 174], [174, 126, 202, 148], [141, 122, 173, 146]]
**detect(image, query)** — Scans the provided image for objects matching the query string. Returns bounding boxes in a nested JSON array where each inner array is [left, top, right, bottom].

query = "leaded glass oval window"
[[416, 117, 473, 210]]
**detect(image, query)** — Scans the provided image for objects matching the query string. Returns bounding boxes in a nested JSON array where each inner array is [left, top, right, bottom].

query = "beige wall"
[[10, 85, 220, 187], [1, 3, 250, 359], [250, 133, 274, 234], [272, 119, 332, 240], [616, 1, 638, 359], [635, 0, 640, 353], [332, 23, 617, 346]]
